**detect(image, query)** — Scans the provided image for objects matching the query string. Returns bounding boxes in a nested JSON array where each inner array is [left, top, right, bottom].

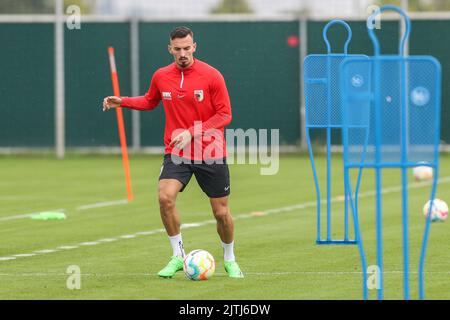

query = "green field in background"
[[0, 154, 449, 300]]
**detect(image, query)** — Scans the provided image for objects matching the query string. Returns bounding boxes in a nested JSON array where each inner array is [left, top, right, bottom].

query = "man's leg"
[[157, 179, 185, 278], [159, 179, 183, 237], [210, 196, 234, 244], [210, 197, 244, 278]]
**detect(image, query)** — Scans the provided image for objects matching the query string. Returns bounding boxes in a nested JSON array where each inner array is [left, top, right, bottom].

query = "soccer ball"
[[423, 199, 448, 222], [412, 166, 433, 181], [183, 249, 215, 281]]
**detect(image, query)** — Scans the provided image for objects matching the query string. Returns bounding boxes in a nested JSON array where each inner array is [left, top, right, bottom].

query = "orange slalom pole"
[[108, 46, 133, 202]]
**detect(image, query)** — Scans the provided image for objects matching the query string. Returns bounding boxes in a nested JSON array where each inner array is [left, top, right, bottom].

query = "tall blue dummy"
[[340, 5, 441, 299], [304, 20, 367, 245]]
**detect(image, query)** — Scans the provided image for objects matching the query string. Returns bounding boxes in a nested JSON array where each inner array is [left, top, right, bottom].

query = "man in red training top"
[[102, 26, 243, 278]]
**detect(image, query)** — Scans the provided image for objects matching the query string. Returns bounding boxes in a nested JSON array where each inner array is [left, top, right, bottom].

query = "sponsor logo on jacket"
[[162, 92, 172, 100]]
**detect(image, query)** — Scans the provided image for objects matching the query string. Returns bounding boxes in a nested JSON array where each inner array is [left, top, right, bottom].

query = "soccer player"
[[102, 26, 243, 278]]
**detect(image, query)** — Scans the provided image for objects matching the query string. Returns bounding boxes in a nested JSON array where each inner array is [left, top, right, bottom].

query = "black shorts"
[[159, 154, 230, 198]]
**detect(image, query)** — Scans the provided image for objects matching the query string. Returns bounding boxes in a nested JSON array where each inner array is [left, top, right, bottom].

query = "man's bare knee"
[[158, 180, 182, 212], [211, 197, 231, 223], [159, 191, 176, 212], [213, 207, 231, 223]]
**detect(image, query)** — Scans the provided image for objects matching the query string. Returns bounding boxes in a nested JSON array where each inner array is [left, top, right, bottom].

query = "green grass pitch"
[[0, 153, 449, 299]]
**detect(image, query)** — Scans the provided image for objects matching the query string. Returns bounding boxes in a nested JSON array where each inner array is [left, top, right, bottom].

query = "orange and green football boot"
[[224, 261, 244, 278], [157, 256, 183, 278]]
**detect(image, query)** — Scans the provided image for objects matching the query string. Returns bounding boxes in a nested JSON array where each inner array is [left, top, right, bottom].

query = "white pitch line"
[[97, 238, 118, 242], [134, 231, 155, 236], [120, 235, 137, 239], [0, 198, 129, 223], [13, 254, 36, 258], [1, 176, 449, 263], [357, 176, 450, 198], [76, 199, 128, 211], [181, 221, 216, 229], [34, 249, 58, 254], [0, 209, 65, 222], [79, 242, 100, 246], [57, 246, 79, 250], [0, 257, 16, 261], [0, 270, 449, 277]]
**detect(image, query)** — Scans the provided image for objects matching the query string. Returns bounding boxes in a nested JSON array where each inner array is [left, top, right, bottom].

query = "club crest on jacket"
[[194, 90, 204, 102]]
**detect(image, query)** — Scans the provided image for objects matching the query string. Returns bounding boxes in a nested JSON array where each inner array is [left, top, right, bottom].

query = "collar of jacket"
[[172, 58, 197, 75]]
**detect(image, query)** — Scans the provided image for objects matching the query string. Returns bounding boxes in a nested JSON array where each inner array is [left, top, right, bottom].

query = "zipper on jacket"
[[180, 70, 184, 89]]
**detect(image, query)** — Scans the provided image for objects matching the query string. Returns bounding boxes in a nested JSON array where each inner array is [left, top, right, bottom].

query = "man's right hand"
[[102, 96, 122, 111]]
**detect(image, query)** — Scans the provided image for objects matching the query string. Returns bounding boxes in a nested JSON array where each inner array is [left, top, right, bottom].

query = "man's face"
[[168, 35, 196, 68]]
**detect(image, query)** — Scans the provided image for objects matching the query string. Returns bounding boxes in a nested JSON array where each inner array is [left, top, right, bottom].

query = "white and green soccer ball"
[[423, 199, 448, 222], [412, 165, 433, 181], [183, 249, 215, 281]]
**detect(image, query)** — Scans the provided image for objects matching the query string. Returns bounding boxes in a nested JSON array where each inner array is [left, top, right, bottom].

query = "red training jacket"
[[120, 59, 232, 161]]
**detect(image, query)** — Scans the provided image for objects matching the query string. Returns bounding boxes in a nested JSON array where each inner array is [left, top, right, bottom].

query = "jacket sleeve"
[[120, 73, 161, 111], [188, 71, 232, 136]]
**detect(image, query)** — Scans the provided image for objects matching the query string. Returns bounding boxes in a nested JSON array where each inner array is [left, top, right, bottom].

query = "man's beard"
[[178, 58, 189, 67]]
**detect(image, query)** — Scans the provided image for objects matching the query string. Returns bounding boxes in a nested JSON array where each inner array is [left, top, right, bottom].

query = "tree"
[[0, 0, 52, 13], [377, 0, 450, 11], [0, 0, 94, 14], [211, 0, 253, 14]]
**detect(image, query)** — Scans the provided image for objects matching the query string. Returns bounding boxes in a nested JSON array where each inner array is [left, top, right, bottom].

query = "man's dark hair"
[[170, 26, 194, 40]]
